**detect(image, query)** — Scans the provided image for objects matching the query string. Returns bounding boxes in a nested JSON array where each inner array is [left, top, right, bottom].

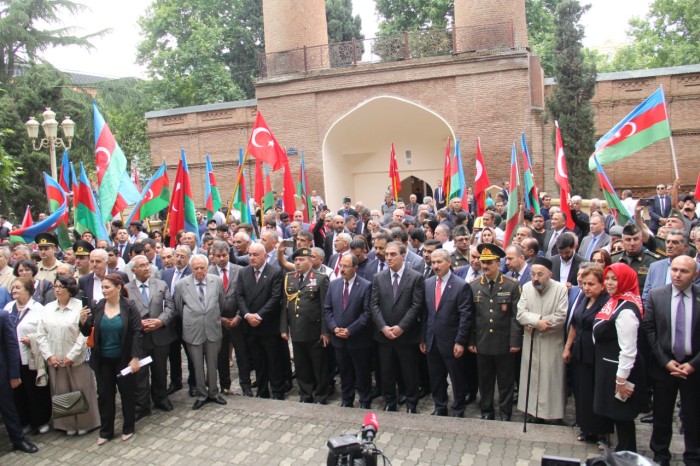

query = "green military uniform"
[[469, 244, 523, 421], [281, 247, 330, 403], [611, 224, 661, 291], [450, 250, 470, 269]]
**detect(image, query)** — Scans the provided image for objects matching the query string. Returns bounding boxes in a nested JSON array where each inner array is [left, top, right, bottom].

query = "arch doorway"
[[401, 175, 431, 204], [322, 96, 454, 208]]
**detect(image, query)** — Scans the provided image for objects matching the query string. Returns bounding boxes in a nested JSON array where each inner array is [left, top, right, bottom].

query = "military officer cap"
[[35, 232, 58, 247], [531, 256, 553, 271], [609, 225, 624, 238], [622, 223, 640, 236], [476, 243, 505, 261], [291, 247, 313, 259], [668, 209, 683, 220], [73, 240, 94, 256]]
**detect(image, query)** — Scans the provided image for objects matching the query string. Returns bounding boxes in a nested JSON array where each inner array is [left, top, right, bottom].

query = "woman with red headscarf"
[[592, 262, 648, 452]]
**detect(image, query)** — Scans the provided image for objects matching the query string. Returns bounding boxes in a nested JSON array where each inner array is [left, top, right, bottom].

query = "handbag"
[[51, 366, 89, 419], [86, 327, 95, 348]]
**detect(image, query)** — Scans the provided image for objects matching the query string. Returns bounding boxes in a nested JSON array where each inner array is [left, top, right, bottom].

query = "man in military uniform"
[[468, 244, 522, 421], [611, 224, 661, 291], [281, 248, 331, 404], [450, 226, 471, 269], [72, 240, 94, 279], [34, 233, 63, 282]]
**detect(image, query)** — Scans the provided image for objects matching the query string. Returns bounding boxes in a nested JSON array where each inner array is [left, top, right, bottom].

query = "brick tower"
[[454, 0, 529, 51]]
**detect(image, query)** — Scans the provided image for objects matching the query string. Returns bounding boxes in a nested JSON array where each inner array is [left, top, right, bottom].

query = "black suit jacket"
[[648, 194, 672, 231], [78, 271, 130, 307], [0, 309, 20, 379], [543, 228, 573, 258], [551, 254, 583, 285], [421, 274, 472, 353], [160, 266, 192, 294], [323, 275, 372, 349], [236, 263, 284, 336], [643, 284, 700, 380], [370, 267, 425, 345]]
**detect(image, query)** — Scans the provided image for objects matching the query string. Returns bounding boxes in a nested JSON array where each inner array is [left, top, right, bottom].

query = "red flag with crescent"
[[555, 122, 575, 230], [695, 171, 700, 202], [389, 143, 401, 202], [474, 138, 491, 217], [246, 112, 288, 171], [442, 137, 451, 199]]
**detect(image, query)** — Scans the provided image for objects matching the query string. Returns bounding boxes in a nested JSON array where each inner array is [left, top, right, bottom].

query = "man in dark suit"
[[577, 213, 611, 260], [323, 215, 350, 265], [505, 245, 532, 286], [114, 228, 132, 262], [337, 197, 359, 221], [551, 233, 582, 288], [420, 249, 472, 417], [174, 254, 227, 410], [643, 255, 700, 466], [126, 255, 177, 417], [370, 241, 425, 413], [324, 254, 373, 408], [648, 184, 673, 234], [236, 243, 287, 399], [160, 245, 195, 396], [543, 212, 573, 258], [433, 180, 446, 210], [209, 241, 250, 396], [79, 249, 129, 305]]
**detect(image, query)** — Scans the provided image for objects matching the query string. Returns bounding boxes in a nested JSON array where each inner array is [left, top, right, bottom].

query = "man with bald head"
[[323, 215, 349, 264]]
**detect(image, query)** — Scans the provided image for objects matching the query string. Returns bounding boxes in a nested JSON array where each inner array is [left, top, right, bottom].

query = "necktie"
[[380, 262, 385, 272], [174, 269, 181, 284], [660, 196, 665, 213], [392, 273, 399, 298], [548, 231, 559, 256], [584, 235, 599, 260], [255, 269, 261, 283], [334, 259, 341, 277], [197, 282, 206, 306], [222, 267, 229, 289], [435, 277, 442, 310], [119, 244, 123, 256], [673, 291, 687, 361], [424, 264, 431, 278], [140, 284, 149, 304], [513, 272, 520, 280], [488, 280, 495, 293], [343, 281, 349, 310], [299, 273, 305, 288]]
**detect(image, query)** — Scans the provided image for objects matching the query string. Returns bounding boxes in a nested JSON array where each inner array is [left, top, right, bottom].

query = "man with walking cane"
[[517, 257, 568, 426]]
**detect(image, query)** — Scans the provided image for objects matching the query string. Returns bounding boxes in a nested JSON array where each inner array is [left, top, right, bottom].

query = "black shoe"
[[300, 397, 313, 403], [315, 400, 328, 405], [384, 404, 397, 412], [242, 388, 254, 397], [166, 383, 182, 395], [13, 440, 38, 453], [640, 414, 654, 424], [339, 401, 353, 407], [189, 387, 197, 397], [272, 394, 285, 400], [652, 456, 670, 466], [135, 410, 151, 422], [251, 380, 258, 389], [210, 395, 227, 405], [398, 394, 407, 406], [192, 399, 207, 410], [417, 387, 430, 399], [359, 402, 371, 409], [406, 406, 418, 414], [284, 380, 294, 393], [480, 413, 495, 420], [453, 411, 465, 418], [431, 409, 448, 416], [369, 388, 381, 400], [154, 400, 174, 412], [500, 415, 511, 422], [464, 393, 476, 405]]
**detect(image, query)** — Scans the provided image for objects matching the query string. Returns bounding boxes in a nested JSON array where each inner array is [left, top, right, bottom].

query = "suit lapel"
[[691, 286, 700, 338]]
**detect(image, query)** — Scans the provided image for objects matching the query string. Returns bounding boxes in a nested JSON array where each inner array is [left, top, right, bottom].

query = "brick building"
[[145, 0, 700, 210]]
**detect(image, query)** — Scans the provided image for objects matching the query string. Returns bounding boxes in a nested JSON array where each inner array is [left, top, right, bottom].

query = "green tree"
[[526, 0, 561, 77], [327, 0, 363, 43], [0, 0, 104, 85], [546, 0, 596, 197], [375, 0, 453, 35], [601, 0, 700, 71]]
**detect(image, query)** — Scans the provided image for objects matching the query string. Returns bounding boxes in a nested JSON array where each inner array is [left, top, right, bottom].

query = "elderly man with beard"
[[516, 257, 568, 424]]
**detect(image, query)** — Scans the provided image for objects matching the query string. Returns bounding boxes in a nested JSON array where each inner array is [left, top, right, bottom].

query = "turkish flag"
[[474, 138, 491, 217], [555, 122, 575, 230], [282, 159, 296, 216], [694, 171, 700, 202], [246, 111, 288, 171]]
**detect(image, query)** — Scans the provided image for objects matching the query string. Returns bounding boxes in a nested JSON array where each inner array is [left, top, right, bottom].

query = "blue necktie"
[[585, 235, 599, 260], [140, 284, 149, 304], [674, 292, 687, 361]]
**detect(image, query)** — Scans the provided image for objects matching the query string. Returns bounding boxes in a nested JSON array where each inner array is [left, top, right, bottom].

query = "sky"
[[42, 0, 650, 79]]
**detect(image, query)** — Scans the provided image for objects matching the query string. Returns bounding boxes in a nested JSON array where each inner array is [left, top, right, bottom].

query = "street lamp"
[[25, 108, 75, 179]]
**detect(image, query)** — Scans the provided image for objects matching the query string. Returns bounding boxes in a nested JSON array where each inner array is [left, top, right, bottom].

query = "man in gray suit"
[[208, 241, 250, 396], [577, 213, 610, 260], [174, 254, 226, 410], [126, 255, 177, 418]]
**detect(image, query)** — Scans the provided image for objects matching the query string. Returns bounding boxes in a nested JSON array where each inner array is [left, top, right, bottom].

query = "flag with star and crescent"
[[554, 122, 575, 230], [474, 138, 491, 217], [246, 111, 288, 171], [125, 162, 170, 226]]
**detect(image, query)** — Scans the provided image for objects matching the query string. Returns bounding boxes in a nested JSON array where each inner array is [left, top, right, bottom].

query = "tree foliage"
[[375, 0, 453, 35], [598, 0, 700, 72], [526, 0, 561, 77], [546, 0, 596, 197], [326, 0, 363, 43]]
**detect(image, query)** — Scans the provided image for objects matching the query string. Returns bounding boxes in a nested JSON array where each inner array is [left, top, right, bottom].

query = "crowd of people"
[[0, 179, 698, 465]]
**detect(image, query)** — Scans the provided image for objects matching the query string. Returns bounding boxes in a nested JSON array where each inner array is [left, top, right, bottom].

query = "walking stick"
[[523, 329, 535, 433]]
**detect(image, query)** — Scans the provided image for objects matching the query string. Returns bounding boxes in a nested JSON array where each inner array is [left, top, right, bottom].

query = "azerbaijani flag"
[[204, 155, 222, 220], [75, 163, 110, 241], [520, 133, 540, 214], [554, 122, 576, 230], [262, 164, 274, 212], [9, 207, 33, 244], [10, 174, 68, 243], [503, 143, 520, 246], [233, 148, 253, 226], [389, 143, 400, 202], [58, 150, 74, 194], [443, 137, 451, 200], [46, 161, 73, 250], [297, 152, 312, 222], [588, 87, 671, 170], [125, 162, 170, 226], [449, 139, 466, 202], [593, 156, 632, 226], [94, 101, 128, 219], [167, 150, 199, 247], [474, 138, 491, 217]]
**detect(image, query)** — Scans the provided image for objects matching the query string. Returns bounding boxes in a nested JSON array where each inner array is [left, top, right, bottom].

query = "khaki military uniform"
[[611, 249, 661, 291]]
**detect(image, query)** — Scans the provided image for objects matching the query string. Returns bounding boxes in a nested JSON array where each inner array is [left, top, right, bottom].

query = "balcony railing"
[[259, 21, 516, 79]]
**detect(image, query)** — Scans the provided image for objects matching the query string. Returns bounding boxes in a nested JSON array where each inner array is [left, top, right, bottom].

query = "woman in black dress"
[[592, 263, 647, 452], [563, 265, 612, 443]]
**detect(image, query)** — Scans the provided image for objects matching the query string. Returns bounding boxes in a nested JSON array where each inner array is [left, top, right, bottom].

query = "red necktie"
[[334, 257, 341, 277], [435, 277, 442, 310], [342, 281, 349, 310], [222, 267, 228, 289]]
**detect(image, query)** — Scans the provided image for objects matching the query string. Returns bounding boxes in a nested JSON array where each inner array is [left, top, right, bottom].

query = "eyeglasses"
[[53, 284, 66, 290]]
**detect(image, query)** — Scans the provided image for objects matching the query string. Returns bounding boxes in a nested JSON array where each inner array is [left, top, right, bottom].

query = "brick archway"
[[322, 95, 454, 208]]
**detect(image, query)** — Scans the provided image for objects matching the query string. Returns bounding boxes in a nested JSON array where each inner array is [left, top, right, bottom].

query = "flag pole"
[[225, 150, 250, 224], [660, 85, 680, 179]]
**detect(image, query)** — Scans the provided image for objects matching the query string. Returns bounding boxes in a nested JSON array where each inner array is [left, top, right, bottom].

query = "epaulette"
[[644, 250, 661, 260], [611, 250, 623, 258], [504, 275, 519, 284]]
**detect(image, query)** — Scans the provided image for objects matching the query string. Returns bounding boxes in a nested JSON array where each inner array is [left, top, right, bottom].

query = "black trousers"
[[335, 346, 372, 406], [168, 318, 195, 389], [0, 366, 24, 445], [135, 343, 170, 412], [427, 345, 467, 414], [378, 343, 419, 408], [477, 352, 515, 418], [14, 364, 51, 428], [250, 334, 286, 398], [614, 419, 637, 453], [650, 371, 700, 463], [96, 357, 136, 438], [293, 339, 329, 403], [218, 326, 252, 390]]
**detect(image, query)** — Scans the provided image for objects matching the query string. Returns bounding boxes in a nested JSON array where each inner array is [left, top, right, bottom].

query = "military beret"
[[531, 257, 553, 271], [609, 225, 624, 237], [668, 209, 683, 220], [35, 232, 58, 247], [622, 223, 640, 236], [476, 243, 505, 261], [73, 240, 94, 256], [291, 247, 312, 259]]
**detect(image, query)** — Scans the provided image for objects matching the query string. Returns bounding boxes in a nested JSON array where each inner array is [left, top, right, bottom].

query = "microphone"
[[361, 412, 379, 442]]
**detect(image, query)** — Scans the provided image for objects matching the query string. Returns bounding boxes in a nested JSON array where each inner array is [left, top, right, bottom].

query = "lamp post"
[[25, 108, 75, 180]]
